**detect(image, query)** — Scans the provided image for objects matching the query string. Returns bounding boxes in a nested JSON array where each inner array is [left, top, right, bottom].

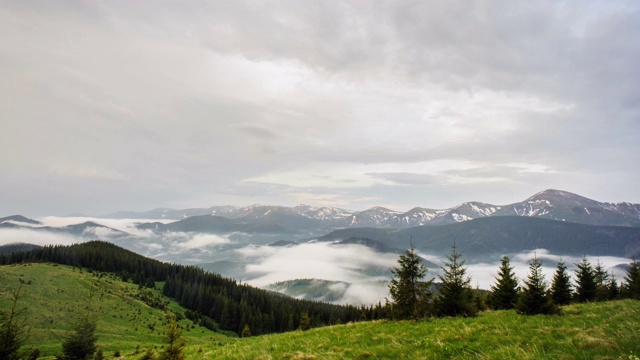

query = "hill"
[[203, 300, 640, 359], [0, 241, 364, 336], [3, 264, 640, 359], [0, 263, 228, 358]]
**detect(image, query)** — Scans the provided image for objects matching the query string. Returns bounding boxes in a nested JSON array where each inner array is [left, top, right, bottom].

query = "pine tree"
[[388, 241, 434, 319], [434, 241, 477, 317], [241, 324, 251, 338], [298, 312, 311, 331], [550, 261, 573, 305], [622, 259, 640, 299], [60, 288, 99, 360], [0, 285, 29, 360], [488, 256, 519, 310], [516, 255, 559, 315], [607, 272, 619, 300], [574, 257, 597, 303], [158, 316, 185, 360], [594, 260, 610, 301]]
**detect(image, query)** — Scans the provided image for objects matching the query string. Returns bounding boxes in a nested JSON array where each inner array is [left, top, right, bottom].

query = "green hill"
[[204, 300, 640, 359], [0, 263, 228, 359], [3, 263, 640, 359]]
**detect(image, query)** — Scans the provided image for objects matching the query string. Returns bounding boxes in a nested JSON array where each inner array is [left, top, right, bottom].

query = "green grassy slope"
[[206, 300, 640, 360], [0, 263, 228, 358], [3, 263, 640, 359]]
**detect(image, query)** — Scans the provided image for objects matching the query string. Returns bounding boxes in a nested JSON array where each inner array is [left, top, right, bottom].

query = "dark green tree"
[[241, 324, 251, 338], [574, 257, 597, 303], [622, 259, 640, 300], [158, 316, 185, 360], [0, 285, 29, 360], [550, 261, 573, 305], [607, 272, 619, 300], [516, 255, 559, 315], [388, 241, 434, 319], [298, 312, 311, 331], [487, 256, 519, 310], [60, 288, 99, 360], [434, 241, 477, 317], [594, 260, 610, 301]]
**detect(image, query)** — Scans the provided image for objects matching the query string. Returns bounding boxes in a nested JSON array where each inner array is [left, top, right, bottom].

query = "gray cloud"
[[1, 1, 639, 215]]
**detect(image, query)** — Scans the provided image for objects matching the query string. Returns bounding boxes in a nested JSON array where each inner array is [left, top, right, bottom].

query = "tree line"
[[388, 241, 640, 319]]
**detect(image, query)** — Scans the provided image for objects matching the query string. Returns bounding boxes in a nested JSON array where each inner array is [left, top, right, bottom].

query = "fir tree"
[[241, 324, 251, 338], [488, 256, 519, 310], [622, 259, 640, 300], [388, 241, 434, 319], [574, 257, 597, 303], [60, 288, 99, 360], [158, 316, 185, 360], [607, 271, 619, 300], [0, 285, 29, 360], [434, 241, 477, 317], [550, 261, 573, 305], [516, 255, 559, 315], [298, 312, 311, 331], [594, 260, 610, 301]]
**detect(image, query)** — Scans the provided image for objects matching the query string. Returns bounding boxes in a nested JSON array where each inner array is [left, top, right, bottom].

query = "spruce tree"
[[550, 261, 573, 305], [241, 324, 251, 338], [60, 288, 99, 360], [594, 260, 610, 301], [622, 259, 640, 299], [488, 256, 519, 310], [516, 255, 559, 315], [434, 241, 477, 317], [298, 312, 311, 331], [574, 257, 597, 303], [158, 316, 185, 360], [388, 241, 434, 319], [607, 272, 619, 300], [0, 285, 29, 360]]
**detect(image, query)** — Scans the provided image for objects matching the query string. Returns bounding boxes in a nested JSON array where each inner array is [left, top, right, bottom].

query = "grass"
[[0, 263, 228, 359], [2, 263, 640, 359], [201, 301, 640, 360]]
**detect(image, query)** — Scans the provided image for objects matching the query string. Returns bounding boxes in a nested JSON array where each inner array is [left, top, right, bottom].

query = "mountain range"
[[101, 189, 640, 228]]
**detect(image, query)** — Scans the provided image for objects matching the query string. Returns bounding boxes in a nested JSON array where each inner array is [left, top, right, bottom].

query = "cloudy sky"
[[1, 1, 639, 216]]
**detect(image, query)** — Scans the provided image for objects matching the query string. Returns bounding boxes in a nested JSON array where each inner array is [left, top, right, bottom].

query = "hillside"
[[0, 263, 228, 358], [3, 264, 640, 359], [203, 300, 640, 359]]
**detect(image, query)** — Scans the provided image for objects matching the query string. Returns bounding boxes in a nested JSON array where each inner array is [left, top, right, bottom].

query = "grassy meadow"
[[2, 263, 640, 359], [0, 263, 228, 358]]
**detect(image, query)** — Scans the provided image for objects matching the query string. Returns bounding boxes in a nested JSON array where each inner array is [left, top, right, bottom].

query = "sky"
[[1, 1, 639, 217]]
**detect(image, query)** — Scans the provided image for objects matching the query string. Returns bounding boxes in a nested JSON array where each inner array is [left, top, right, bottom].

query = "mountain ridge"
[[99, 189, 640, 228]]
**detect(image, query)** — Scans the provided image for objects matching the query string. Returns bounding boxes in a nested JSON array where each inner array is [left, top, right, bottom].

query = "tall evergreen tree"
[[60, 288, 99, 360], [487, 256, 519, 310], [0, 285, 29, 360], [516, 255, 559, 315], [550, 261, 573, 305], [622, 259, 640, 300], [594, 260, 610, 301], [158, 316, 185, 360], [388, 241, 434, 319], [574, 257, 597, 303], [434, 241, 477, 317], [607, 271, 619, 300]]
